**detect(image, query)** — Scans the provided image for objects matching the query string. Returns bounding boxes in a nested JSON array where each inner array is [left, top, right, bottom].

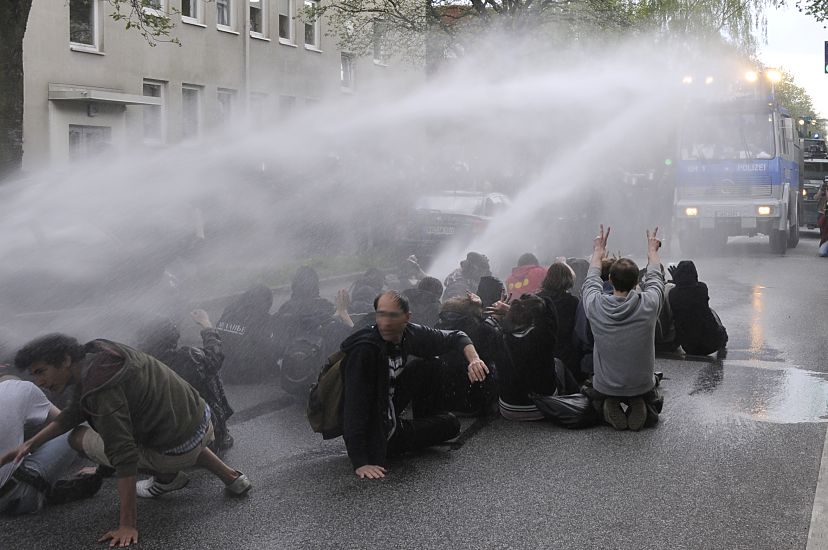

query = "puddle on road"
[[686, 358, 828, 424]]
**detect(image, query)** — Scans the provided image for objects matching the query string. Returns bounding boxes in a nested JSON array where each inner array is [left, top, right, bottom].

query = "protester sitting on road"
[[138, 310, 235, 452], [442, 252, 491, 301], [2, 334, 251, 547], [435, 295, 501, 416], [566, 258, 590, 298], [0, 369, 103, 516], [215, 284, 278, 383], [402, 276, 443, 328], [652, 267, 678, 353], [390, 255, 427, 291], [582, 226, 665, 431], [340, 291, 489, 479], [488, 293, 559, 421], [668, 261, 728, 356], [574, 257, 616, 380], [476, 275, 505, 309], [273, 266, 337, 350], [505, 253, 546, 297], [538, 262, 584, 384]]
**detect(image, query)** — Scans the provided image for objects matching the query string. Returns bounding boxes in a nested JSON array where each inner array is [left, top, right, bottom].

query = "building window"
[[69, 0, 98, 49], [142, 80, 165, 144], [250, 0, 267, 36], [303, 0, 319, 49], [182, 85, 201, 139], [217, 0, 232, 28], [341, 53, 354, 90], [216, 88, 236, 125], [69, 125, 111, 160], [142, 0, 164, 14], [278, 0, 294, 43], [373, 21, 389, 64], [181, 0, 202, 22]]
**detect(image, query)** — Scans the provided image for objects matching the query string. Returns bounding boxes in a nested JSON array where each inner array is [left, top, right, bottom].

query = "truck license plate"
[[715, 210, 739, 218]]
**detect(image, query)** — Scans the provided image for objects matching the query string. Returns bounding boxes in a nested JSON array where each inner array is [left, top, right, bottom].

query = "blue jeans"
[[0, 433, 78, 515]]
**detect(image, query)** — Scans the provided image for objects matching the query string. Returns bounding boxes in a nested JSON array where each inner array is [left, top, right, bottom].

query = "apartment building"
[[21, 0, 409, 169]]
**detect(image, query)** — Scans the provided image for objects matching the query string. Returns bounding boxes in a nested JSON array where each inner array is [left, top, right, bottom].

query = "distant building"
[[21, 0, 416, 168]]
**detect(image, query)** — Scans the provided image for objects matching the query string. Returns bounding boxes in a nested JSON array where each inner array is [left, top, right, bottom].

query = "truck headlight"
[[757, 206, 771, 216], [685, 207, 698, 216], [802, 189, 807, 197]]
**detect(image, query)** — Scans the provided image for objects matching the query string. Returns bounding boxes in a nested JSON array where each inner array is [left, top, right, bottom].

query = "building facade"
[[21, 0, 408, 169]]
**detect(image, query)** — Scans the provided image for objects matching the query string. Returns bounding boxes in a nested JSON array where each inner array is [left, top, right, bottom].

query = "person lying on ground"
[[341, 291, 489, 479], [1, 334, 251, 547], [581, 225, 665, 432], [0, 370, 102, 516]]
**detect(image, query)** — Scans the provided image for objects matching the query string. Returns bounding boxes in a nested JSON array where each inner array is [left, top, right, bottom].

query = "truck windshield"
[[680, 112, 775, 161]]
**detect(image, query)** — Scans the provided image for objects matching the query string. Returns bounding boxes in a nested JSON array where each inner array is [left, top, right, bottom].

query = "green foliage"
[[108, 0, 181, 46], [791, 0, 828, 24], [773, 69, 825, 136]]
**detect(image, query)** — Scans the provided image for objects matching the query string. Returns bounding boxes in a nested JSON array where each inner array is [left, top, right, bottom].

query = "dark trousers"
[[387, 358, 461, 456], [585, 382, 664, 428]]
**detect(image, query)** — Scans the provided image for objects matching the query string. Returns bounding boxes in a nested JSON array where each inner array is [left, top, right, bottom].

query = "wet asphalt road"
[[3, 231, 828, 550]]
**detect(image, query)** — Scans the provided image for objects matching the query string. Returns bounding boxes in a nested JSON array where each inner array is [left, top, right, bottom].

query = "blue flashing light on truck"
[[673, 72, 802, 255]]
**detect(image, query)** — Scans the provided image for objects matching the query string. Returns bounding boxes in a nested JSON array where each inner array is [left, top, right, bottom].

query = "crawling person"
[[1, 334, 251, 547]]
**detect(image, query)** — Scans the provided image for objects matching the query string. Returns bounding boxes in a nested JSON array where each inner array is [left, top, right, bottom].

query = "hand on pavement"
[[355, 465, 387, 479], [98, 526, 138, 547]]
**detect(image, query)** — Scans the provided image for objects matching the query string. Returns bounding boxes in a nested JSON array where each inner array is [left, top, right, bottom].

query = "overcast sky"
[[761, 3, 828, 117]]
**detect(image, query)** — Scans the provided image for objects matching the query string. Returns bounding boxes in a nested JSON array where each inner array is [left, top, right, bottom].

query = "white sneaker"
[[136, 471, 190, 498], [225, 471, 252, 497]]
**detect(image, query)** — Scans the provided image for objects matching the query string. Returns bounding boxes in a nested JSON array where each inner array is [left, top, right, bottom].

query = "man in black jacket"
[[341, 290, 489, 479]]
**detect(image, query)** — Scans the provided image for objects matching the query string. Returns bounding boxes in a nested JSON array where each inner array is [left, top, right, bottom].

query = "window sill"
[[217, 26, 239, 35], [70, 44, 104, 55], [304, 45, 323, 53], [250, 33, 270, 41], [278, 38, 297, 47], [182, 18, 206, 28]]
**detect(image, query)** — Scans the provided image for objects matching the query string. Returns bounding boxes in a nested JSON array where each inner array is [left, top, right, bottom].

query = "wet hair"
[[373, 290, 410, 314], [600, 257, 617, 282], [517, 253, 539, 267], [506, 294, 545, 329], [291, 266, 321, 299], [609, 258, 640, 293], [542, 263, 575, 293], [440, 295, 483, 319], [461, 252, 490, 274], [361, 268, 386, 292], [15, 333, 86, 371], [417, 276, 443, 297], [136, 318, 180, 356]]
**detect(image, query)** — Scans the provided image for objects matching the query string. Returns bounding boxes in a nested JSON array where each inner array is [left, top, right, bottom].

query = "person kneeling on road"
[[582, 225, 665, 431], [341, 290, 489, 479], [1, 334, 251, 547]]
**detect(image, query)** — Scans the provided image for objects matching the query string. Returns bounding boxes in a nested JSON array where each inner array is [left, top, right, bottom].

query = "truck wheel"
[[787, 222, 800, 248], [769, 230, 788, 255]]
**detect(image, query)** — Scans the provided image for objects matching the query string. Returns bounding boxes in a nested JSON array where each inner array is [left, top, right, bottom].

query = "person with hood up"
[[442, 252, 491, 301], [341, 290, 490, 479], [476, 275, 505, 309], [215, 284, 277, 383], [505, 253, 547, 297], [582, 225, 664, 431], [2, 334, 251, 547], [273, 266, 337, 349], [401, 276, 443, 328], [137, 310, 235, 451], [668, 260, 728, 356]]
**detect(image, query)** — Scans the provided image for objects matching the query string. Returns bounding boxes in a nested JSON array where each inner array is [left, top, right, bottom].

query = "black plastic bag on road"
[[530, 392, 599, 429]]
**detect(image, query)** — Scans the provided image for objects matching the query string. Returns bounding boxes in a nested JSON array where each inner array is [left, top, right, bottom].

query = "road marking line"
[[807, 426, 828, 549]]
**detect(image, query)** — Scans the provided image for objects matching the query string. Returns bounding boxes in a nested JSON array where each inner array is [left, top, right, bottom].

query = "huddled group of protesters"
[[0, 224, 728, 546]]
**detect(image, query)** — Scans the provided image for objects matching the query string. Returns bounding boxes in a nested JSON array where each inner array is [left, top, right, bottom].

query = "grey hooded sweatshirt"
[[582, 264, 664, 397]]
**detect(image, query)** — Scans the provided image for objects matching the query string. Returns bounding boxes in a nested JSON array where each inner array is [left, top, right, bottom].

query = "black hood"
[[291, 266, 320, 300], [402, 287, 441, 305], [223, 284, 273, 319], [476, 276, 504, 308], [341, 325, 385, 353], [672, 260, 699, 286]]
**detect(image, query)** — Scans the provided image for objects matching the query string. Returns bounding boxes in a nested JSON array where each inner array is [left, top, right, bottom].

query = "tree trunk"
[[0, 0, 33, 182]]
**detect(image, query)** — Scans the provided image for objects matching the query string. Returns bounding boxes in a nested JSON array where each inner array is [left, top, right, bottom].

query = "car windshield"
[[680, 111, 775, 161], [415, 195, 485, 215]]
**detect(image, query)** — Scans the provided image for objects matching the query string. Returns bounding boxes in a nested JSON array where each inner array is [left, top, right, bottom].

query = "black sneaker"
[[602, 398, 628, 430], [626, 397, 647, 431], [46, 472, 104, 505]]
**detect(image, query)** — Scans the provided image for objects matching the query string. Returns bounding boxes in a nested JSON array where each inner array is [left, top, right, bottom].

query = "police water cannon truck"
[[673, 69, 802, 255]]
